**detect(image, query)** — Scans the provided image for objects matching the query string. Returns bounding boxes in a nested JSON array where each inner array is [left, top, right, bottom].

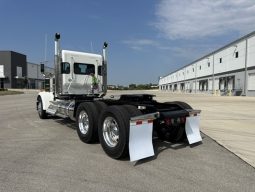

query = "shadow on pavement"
[[52, 116, 204, 164], [134, 138, 203, 166], [53, 117, 76, 130]]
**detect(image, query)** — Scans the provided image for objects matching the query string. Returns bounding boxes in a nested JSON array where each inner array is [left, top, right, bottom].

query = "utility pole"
[[212, 54, 215, 95], [243, 39, 248, 96]]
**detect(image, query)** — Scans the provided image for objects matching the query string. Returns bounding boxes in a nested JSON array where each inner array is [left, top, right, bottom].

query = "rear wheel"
[[37, 97, 47, 119], [98, 105, 141, 159], [94, 100, 107, 114], [76, 102, 98, 143]]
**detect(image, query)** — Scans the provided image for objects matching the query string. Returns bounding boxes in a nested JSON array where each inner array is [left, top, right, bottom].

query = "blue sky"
[[1, 0, 255, 85]]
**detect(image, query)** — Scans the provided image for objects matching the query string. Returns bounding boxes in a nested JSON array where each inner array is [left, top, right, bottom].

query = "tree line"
[[108, 83, 158, 90]]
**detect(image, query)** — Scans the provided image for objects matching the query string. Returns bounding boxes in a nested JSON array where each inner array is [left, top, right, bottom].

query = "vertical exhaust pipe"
[[102, 42, 108, 95], [54, 33, 61, 97]]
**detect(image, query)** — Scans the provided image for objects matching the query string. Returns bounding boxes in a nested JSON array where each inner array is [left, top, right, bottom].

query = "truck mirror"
[[55, 33, 60, 40], [40, 64, 45, 73]]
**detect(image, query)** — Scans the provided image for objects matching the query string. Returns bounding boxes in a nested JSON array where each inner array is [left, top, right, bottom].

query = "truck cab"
[[60, 50, 103, 95]]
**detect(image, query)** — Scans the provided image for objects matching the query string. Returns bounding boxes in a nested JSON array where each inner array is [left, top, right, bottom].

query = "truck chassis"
[[36, 33, 202, 162], [37, 93, 201, 161]]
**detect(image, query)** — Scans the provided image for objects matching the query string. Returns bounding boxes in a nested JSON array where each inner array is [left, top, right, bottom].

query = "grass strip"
[[0, 91, 24, 96]]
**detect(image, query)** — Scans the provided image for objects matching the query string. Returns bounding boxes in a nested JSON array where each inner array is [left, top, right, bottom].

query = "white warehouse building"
[[159, 31, 255, 96]]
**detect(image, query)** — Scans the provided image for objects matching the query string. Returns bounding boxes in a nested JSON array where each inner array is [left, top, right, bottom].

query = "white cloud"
[[123, 39, 159, 46], [122, 39, 159, 50], [154, 0, 255, 40]]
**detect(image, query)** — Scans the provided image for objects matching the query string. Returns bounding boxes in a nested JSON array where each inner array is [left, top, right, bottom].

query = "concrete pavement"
[[0, 90, 254, 192], [141, 90, 255, 168], [6, 88, 255, 167]]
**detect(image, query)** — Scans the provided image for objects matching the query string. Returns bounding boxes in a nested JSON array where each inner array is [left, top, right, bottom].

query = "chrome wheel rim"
[[103, 117, 119, 147], [78, 110, 89, 135]]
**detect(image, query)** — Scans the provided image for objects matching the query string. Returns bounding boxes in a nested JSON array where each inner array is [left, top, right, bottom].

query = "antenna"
[[90, 41, 94, 53], [44, 34, 48, 65]]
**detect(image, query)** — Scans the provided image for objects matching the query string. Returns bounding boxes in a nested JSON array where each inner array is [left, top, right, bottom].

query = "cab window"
[[61, 62, 70, 74], [74, 63, 95, 75]]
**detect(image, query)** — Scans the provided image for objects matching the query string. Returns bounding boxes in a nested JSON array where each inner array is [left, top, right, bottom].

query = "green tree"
[[129, 84, 136, 90]]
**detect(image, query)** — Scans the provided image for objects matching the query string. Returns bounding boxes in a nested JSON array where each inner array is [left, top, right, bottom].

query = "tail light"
[[165, 118, 172, 126], [164, 116, 186, 125], [180, 117, 186, 123]]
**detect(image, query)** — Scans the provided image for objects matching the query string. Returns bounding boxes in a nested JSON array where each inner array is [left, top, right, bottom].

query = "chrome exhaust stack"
[[54, 33, 61, 97], [102, 42, 108, 96]]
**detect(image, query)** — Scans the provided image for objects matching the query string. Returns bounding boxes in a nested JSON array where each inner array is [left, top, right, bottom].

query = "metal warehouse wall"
[[0, 51, 54, 89], [0, 51, 27, 88], [27, 62, 54, 89], [159, 31, 255, 96]]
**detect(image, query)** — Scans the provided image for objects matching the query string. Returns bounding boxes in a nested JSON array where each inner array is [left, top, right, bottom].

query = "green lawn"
[[0, 90, 24, 96]]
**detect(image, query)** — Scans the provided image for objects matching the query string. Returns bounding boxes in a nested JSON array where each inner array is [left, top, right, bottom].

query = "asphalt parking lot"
[[0, 90, 254, 192]]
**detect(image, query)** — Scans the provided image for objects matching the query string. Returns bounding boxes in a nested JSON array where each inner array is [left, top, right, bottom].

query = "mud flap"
[[129, 120, 155, 162], [185, 115, 202, 144]]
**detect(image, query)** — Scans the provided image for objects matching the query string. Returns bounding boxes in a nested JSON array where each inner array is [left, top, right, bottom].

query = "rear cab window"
[[74, 63, 95, 75]]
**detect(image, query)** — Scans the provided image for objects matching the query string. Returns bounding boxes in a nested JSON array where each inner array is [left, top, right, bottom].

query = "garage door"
[[248, 73, 255, 90], [214, 78, 219, 90], [208, 79, 212, 90]]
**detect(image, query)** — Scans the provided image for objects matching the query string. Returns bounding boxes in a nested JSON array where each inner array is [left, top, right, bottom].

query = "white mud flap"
[[185, 115, 202, 144], [129, 113, 159, 162]]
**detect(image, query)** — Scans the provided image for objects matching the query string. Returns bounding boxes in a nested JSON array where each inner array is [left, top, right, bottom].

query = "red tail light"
[[165, 118, 172, 126], [180, 117, 186, 123]]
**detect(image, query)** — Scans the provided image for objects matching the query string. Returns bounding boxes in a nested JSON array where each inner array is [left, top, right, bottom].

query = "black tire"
[[98, 105, 133, 159], [94, 101, 107, 114], [37, 97, 48, 119], [76, 102, 98, 143]]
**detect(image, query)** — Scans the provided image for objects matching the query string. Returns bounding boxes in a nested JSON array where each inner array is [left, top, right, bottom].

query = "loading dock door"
[[248, 73, 255, 90], [220, 79, 225, 90], [208, 79, 212, 91], [214, 78, 219, 90], [227, 77, 234, 90], [196, 81, 199, 91]]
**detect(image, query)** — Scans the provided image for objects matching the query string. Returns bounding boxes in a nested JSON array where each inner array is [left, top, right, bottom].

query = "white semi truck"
[[37, 33, 202, 161]]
